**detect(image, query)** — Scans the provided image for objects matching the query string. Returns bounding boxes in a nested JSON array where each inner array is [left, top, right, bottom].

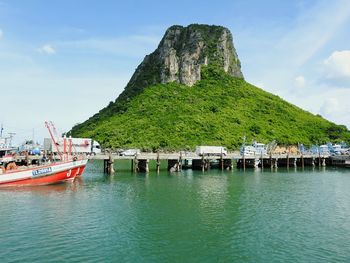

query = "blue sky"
[[0, 0, 350, 144]]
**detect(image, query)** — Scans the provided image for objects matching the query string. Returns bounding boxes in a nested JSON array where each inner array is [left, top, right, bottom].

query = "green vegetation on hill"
[[71, 66, 350, 151]]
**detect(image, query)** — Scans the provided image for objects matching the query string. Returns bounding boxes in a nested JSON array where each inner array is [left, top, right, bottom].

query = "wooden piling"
[[301, 154, 304, 169], [133, 157, 138, 173], [221, 153, 224, 171], [260, 152, 264, 169], [156, 151, 160, 174], [287, 154, 289, 168], [107, 152, 114, 175], [179, 152, 182, 171], [202, 155, 205, 172], [243, 154, 246, 171], [318, 152, 321, 167]]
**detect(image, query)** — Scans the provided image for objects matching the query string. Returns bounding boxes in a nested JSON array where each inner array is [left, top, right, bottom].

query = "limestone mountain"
[[78, 24, 243, 118], [71, 24, 350, 150]]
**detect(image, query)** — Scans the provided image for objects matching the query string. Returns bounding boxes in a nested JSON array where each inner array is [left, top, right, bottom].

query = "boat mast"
[[45, 121, 63, 160]]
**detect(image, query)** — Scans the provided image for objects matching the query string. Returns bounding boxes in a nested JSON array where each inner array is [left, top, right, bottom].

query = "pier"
[[90, 152, 343, 174]]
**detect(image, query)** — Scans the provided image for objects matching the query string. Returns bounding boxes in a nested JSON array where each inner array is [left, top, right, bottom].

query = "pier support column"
[[179, 153, 182, 171], [202, 155, 205, 172], [243, 155, 246, 171], [107, 153, 115, 175], [322, 158, 326, 167], [286, 154, 289, 168], [156, 152, 160, 174], [301, 154, 304, 169], [220, 153, 224, 171], [133, 157, 138, 173]]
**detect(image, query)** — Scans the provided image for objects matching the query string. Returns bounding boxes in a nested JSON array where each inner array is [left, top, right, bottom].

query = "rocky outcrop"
[[112, 24, 243, 112], [158, 24, 243, 86], [73, 24, 244, 123]]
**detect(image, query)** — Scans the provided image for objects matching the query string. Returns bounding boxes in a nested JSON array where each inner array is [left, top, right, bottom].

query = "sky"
[[0, 0, 349, 145]]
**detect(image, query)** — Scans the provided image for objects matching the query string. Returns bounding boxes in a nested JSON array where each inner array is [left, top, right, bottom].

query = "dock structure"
[[91, 152, 343, 173]]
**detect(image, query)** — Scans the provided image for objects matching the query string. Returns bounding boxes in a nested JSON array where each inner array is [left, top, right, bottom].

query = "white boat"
[[319, 145, 330, 155], [0, 130, 17, 163], [240, 142, 267, 156]]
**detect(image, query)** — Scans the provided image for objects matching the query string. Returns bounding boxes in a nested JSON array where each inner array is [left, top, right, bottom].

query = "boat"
[[240, 142, 267, 156], [0, 128, 18, 163], [328, 143, 349, 155], [0, 122, 88, 187], [319, 145, 330, 156], [0, 158, 88, 187]]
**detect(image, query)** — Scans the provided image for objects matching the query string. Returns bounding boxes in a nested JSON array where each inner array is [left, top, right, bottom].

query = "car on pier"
[[119, 149, 141, 156]]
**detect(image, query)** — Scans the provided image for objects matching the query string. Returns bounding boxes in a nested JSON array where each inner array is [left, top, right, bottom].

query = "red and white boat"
[[0, 158, 88, 187], [0, 122, 89, 187]]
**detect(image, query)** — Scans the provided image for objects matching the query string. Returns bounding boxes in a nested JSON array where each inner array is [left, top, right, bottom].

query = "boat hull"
[[0, 159, 88, 187]]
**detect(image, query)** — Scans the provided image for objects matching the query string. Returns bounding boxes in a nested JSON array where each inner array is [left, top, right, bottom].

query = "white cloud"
[[324, 50, 350, 79], [320, 97, 340, 116], [0, 28, 3, 38], [294, 76, 305, 88], [37, 44, 56, 55], [315, 89, 350, 128], [276, 0, 350, 67]]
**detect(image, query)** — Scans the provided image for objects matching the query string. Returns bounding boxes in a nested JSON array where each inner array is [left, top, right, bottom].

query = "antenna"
[[0, 123, 3, 138], [8, 132, 16, 147]]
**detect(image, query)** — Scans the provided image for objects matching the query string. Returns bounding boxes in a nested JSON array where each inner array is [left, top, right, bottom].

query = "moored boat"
[[0, 121, 88, 187], [0, 158, 88, 187]]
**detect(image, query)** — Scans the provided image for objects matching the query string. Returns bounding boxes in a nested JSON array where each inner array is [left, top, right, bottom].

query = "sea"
[[1, 160, 350, 262]]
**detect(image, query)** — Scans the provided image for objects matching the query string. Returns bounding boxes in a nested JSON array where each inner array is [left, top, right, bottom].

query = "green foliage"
[[71, 66, 350, 150]]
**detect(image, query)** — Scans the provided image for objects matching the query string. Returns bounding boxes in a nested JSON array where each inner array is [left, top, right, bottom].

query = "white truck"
[[195, 146, 227, 156], [44, 137, 101, 155]]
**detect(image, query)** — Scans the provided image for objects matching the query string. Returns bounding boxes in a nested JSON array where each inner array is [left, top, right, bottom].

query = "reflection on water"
[[0, 162, 350, 262]]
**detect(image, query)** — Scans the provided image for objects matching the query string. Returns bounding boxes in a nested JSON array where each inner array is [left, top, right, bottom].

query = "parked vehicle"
[[120, 149, 140, 156], [44, 137, 101, 155], [195, 146, 227, 156]]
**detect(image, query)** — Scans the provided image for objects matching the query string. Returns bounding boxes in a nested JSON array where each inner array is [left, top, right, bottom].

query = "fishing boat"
[[240, 142, 267, 156], [0, 122, 88, 187], [0, 127, 17, 162], [0, 158, 87, 187]]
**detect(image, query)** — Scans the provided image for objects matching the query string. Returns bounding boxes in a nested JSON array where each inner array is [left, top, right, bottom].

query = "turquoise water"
[[1, 161, 350, 262]]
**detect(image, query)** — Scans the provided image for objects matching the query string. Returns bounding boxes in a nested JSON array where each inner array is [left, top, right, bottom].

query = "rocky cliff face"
[[158, 24, 243, 86], [111, 24, 243, 113]]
